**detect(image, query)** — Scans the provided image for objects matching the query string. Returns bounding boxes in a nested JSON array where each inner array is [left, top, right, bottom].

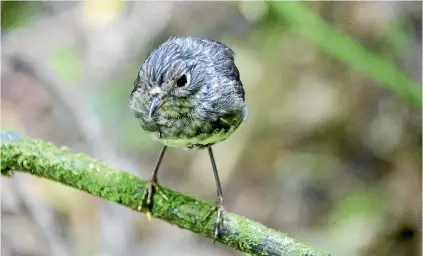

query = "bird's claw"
[[203, 196, 226, 242], [138, 179, 168, 221]]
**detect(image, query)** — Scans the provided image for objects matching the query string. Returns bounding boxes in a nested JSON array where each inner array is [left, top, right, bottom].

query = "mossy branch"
[[1, 131, 329, 256]]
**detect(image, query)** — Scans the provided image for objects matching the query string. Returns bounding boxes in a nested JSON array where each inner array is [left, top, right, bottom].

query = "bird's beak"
[[149, 96, 163, 118]]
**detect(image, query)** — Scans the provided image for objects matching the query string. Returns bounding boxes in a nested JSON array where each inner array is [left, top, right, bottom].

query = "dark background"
[[1, 2, 421, 256]]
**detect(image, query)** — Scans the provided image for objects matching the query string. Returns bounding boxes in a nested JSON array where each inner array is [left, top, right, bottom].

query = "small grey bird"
[[129, 36, 247, 239]]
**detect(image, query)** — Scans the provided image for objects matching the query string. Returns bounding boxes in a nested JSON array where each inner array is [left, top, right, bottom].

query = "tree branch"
[[1, 131, 330, 256]]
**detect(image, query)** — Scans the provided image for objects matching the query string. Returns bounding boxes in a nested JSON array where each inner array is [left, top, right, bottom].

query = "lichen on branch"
[[1, 130, 330, 256]]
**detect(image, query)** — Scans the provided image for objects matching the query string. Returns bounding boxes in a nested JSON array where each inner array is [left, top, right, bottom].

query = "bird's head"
[[134, 37, 214, 118], [130, 37, 244, 123]]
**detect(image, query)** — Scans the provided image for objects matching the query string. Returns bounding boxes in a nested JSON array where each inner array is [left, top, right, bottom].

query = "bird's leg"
[[204, 147, 226, 241], [138, 145, 168, 220]]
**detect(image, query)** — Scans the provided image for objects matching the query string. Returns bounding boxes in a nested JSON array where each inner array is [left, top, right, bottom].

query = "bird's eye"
[[176, 74, 188, 87]]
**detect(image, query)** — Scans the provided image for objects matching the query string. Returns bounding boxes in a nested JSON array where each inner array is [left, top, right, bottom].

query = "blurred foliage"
[[384, 21, 414, 56], [49, 45, 83, 83], [330, 187, 387, 220], [80, 0, 126, 28], [1, 1, 40, 30], [273, 2, 421, 107]]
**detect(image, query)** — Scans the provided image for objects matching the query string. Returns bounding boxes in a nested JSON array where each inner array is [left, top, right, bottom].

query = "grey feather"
[[130, 36, 247, 149]]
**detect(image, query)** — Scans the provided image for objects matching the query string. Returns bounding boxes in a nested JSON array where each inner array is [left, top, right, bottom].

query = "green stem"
[[273, 2, 422, 107], [1, 130, 329, 256]]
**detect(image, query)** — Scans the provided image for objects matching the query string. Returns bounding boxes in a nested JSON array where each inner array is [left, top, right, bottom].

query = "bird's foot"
[[203, 195, 226, 242], [137, 177, 168, 221]]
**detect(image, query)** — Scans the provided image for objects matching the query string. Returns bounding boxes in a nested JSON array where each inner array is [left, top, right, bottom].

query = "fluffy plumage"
[[130, 37, 247, 149]]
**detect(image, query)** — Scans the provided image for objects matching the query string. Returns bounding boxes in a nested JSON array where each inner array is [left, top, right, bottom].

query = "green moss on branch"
[[1, 131, 330, 256]]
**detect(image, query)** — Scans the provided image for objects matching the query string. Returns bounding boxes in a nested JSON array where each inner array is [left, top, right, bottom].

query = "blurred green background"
[[1, 1, 421, 256]]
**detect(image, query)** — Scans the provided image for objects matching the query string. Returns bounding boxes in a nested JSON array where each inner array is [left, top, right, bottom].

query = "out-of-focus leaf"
[[272, 2, 422, 107], [1, 2, 38, 30], [49, 45, 83, 83], [329, 187, 387, 221], [384, 21, 413, 56], [80, 0, 126, 28]]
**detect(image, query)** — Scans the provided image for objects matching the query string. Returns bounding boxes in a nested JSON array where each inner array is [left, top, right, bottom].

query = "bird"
[[129, 36, 247, 239]]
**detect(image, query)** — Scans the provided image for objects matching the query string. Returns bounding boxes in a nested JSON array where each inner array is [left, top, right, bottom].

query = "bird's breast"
[[142, 109, 244, 149]]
